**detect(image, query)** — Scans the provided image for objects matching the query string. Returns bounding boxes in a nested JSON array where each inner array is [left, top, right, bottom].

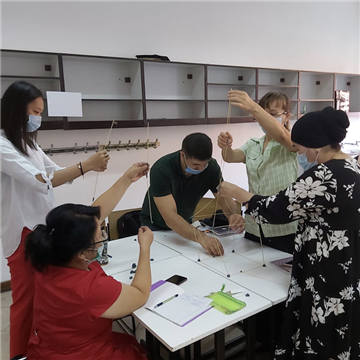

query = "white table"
[[104, 235, 180, 276], [111, 256, 271, 359], [154, 231, 291, 304], [105, 232, 291, 359]]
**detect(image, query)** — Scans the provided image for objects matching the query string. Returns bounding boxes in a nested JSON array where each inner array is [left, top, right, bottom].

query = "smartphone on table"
[[166, 275, 187, 286]]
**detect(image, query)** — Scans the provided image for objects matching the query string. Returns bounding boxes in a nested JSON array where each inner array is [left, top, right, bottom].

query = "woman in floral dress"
[[219, 106, 360, 359]]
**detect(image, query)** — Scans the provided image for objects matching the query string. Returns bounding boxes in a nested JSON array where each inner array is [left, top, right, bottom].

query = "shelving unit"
[[1, 50, 64, 129], [143, 61, 205, 126], [1, 49, 359, 130], [335, 74, 360, 113], [62, 55, 143, 129], [299, 72, 335, 114], [207, 65, 256, 123]]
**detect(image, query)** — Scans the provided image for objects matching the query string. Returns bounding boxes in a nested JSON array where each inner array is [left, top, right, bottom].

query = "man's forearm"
[[165, 214, 200, 242]]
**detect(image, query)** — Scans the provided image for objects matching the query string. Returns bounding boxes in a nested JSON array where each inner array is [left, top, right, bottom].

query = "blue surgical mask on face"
[[185, 163, 208, 175], [27, 115, 42, 132], [184, 156, 208, 175], [297, 148, 318, 171]]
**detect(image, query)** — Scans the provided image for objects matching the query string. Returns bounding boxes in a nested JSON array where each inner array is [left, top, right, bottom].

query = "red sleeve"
[[85, 262, 122, 319]]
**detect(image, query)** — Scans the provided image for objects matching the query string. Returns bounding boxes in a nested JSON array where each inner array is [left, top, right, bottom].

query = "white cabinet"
[[1, 50, 63, 129], [2, 49, 359, 129], [207, 66, 256, 123], [299, 72, 334, 114], [144, 61, 205, 125], [62, 56, 143, 128]]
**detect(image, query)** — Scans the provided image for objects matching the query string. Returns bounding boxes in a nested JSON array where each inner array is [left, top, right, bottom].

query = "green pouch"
[[206, 291, 246, 315]]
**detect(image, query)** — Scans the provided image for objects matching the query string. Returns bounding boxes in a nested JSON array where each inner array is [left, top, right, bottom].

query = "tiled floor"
[[1, 291, 11, 360]]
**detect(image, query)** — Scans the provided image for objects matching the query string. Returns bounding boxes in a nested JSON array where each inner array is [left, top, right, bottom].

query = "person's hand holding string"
[[217, 181, 253, 209], [228, 90, 258, 113], [227, 213, 245, 233], [198, 231, 224, 256], [83, 150, 110, 172], [217, 132, 233, 150], [137, 226, 153, 250], [124, 162, 150, 183]]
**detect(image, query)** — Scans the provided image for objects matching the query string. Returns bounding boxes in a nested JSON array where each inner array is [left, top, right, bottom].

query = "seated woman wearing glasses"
[[25, 162, 151, 360]]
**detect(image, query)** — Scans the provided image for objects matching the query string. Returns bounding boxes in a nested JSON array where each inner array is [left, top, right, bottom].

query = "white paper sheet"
[[152, 293, 213, 326], [46, 91, 83, 117], [145, 282, 185, 309]]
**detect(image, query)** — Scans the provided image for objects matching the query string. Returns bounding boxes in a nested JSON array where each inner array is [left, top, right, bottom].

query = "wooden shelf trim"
[[1, 75, 61, 80]]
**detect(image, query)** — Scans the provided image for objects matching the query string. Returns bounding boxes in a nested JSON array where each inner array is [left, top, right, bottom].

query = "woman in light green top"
[[218, 91, 298, 254]]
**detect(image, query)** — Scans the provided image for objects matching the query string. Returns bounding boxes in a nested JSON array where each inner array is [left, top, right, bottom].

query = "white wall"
[[1, 1, 359, 281], [2, 2, 360, 73]]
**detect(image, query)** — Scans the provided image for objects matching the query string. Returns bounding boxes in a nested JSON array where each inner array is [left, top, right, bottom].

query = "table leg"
[[184, 345, 191, 360], [153, 337, 160, 359], [214, 329, 225, 360], [270, 306, 275, 353], [244, 316, 256, 360], [169, 350, 181, 360], [194, 341, 201, 359], [145, 330, 154, 360]]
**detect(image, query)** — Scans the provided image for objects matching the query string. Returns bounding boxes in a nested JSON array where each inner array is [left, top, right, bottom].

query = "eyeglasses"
[[91, 230, 109, 248], [269, 111, 288, 117]]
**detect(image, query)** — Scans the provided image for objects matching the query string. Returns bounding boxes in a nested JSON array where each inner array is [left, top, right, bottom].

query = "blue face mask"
[[184, 157, 208, 175], [27, 115, 42, 132], [297, 149, 318, 171], [261, 116, 283, 134]]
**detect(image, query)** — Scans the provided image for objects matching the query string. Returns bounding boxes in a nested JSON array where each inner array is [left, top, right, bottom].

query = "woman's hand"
[[217, 132, 233, 150], [138, 226, 153, 250], [124, 162, 149, 182], [83, 150, 110, 172], [228, 213, 245, 233], [228, 90, 258, 113]]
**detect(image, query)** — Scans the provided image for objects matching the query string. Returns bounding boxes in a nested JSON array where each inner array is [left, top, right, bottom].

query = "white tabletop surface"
[[154, 231, 291, 304], [103, 235, 180, 276], [110, 256, 272, 352]]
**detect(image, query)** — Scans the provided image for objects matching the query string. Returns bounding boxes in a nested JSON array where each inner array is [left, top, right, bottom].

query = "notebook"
[[145, 281, 213, 326]]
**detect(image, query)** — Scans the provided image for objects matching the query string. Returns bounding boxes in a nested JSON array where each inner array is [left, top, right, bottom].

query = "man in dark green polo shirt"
[[140, 132, 244, 256]]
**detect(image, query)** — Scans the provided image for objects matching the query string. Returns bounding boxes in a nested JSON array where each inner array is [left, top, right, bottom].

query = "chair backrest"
[[116, 210, 141, 239], [193, 198, 221, 221], [108, 208, 141, 240]]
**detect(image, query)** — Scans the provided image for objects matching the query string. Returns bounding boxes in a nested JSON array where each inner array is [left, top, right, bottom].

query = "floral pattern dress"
[[247, 158, 360, 359]]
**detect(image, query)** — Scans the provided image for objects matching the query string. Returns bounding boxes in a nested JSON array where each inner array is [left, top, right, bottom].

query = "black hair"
[[181, 133, 212, 161], [25, 204, 101, 272], [1, 81, 43, 156], [330, 143, 341, 151]]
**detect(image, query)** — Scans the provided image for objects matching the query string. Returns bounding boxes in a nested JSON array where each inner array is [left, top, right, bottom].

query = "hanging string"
[[146, 122, 153, 224], [92, 120, 115, 203], [193, 226, 208, 262], [212, 99, 232, 230]]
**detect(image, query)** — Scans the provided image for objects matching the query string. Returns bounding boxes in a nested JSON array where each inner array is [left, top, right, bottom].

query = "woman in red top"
[[25, 162, 152, 360]]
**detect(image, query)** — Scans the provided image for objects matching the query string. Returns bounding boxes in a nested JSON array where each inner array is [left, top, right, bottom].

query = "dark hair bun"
[[291, 107, 349, 148], [336, 110, 350, 130]]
